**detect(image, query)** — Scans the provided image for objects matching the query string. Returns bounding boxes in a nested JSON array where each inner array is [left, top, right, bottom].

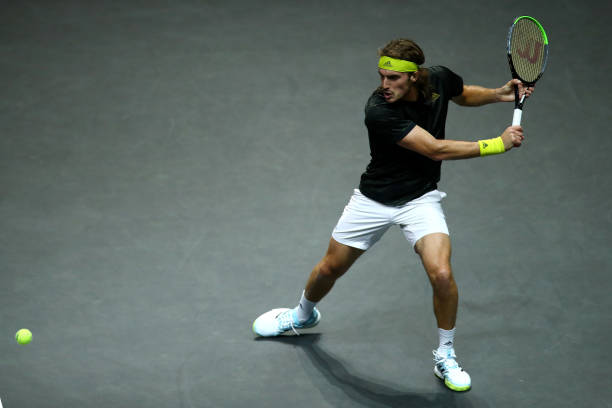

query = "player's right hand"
[[501, 125, 524, 150]]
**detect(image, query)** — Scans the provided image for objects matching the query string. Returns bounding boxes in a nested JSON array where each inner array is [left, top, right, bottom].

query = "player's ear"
[[409, 72, 419, 82]]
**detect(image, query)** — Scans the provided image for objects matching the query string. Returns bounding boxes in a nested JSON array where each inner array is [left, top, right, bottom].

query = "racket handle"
[[512, 108, 522, 126]]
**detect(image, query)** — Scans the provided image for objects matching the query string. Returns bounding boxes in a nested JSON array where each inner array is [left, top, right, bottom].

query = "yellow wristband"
[[478, 137, 505, 156]]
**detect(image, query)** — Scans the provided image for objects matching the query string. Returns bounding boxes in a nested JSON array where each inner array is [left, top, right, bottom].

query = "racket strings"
[[510, 19, 546, 83]]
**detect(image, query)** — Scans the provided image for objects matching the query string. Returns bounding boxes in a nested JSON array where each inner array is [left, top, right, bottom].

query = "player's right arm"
[[451, 80, 534, 106], [397, 125, 524, 161]]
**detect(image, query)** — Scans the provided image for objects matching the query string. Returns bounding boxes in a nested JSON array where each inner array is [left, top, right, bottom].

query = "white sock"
[[437, 327, 456, 356], [296, 290, 316, 323]]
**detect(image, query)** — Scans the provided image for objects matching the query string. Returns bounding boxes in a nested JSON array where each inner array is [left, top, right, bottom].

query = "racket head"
[[507, 16, 549, 86]]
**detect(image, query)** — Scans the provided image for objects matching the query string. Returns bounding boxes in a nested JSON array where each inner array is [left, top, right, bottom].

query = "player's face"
[[378, 69, 417, 102]]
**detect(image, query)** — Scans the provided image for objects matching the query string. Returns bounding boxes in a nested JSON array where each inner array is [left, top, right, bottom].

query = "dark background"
[[2, 1, 611, 407]]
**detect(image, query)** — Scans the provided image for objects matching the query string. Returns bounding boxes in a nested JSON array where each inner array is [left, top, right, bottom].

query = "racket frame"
[[506, 16, 549, 125]]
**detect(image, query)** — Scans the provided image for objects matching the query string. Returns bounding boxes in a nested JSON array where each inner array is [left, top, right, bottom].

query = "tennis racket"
[[506, 16, 549, 125]]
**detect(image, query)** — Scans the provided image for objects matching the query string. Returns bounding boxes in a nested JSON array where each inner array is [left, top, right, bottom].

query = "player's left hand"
[[496, 79, 535, 102]]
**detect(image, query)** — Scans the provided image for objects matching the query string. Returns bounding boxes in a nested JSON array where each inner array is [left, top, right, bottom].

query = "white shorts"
[[331, 189, 449, 250]]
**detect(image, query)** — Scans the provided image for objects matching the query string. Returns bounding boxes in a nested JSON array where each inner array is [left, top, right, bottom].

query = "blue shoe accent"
[[276, 308, 320, 335]]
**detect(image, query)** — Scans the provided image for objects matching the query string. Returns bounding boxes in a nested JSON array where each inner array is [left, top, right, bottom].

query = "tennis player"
[[253, 38, 534, 392]]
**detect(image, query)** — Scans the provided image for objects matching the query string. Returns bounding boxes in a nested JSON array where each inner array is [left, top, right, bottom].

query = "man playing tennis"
[[253, 38, 534, 392]]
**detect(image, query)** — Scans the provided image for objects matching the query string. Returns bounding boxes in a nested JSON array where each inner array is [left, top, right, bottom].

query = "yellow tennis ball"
[[15, 329, 32, 345]]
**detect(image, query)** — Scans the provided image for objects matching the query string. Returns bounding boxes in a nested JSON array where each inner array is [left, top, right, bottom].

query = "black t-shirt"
[[358, 66, 463, 206]]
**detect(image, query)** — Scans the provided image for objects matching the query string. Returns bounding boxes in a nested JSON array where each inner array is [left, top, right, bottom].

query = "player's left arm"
[[452, 79, 534, 106]]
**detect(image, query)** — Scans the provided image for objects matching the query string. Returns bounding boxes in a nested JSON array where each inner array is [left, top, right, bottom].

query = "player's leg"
[[252, 238, 363, 337], [395, 191, 470, 391], [395, 191, 457, 331], [304, 237, 365, 302], [288, 238, 365, 324], [253, 189, 387, 337], [414, 233, 457, 331], [415, 232, 470, 392], [300, 189, 389, 319], [252, 238, 364, 337]]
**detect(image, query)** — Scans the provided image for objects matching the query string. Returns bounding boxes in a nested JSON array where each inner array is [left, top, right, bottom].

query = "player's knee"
[[316, 258, 345, 280], [430, 268, 455, 292]]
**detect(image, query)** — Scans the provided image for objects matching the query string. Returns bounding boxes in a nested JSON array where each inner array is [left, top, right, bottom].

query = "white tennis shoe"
[[253, 307, 321, 336], [433, 349, 471, 391]]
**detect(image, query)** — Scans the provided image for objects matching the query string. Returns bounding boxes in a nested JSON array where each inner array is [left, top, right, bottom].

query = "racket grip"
[[512, 108, 522, 126]]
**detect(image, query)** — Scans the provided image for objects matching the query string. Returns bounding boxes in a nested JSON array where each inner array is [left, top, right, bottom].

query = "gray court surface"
[[2, 1, 611, 407]]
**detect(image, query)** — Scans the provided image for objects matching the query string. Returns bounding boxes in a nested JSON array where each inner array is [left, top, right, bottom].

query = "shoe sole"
[[434, 367, 471, 392]]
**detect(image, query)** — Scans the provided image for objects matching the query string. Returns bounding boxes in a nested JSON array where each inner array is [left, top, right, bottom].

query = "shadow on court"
[[256, 334, 488, 408]]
